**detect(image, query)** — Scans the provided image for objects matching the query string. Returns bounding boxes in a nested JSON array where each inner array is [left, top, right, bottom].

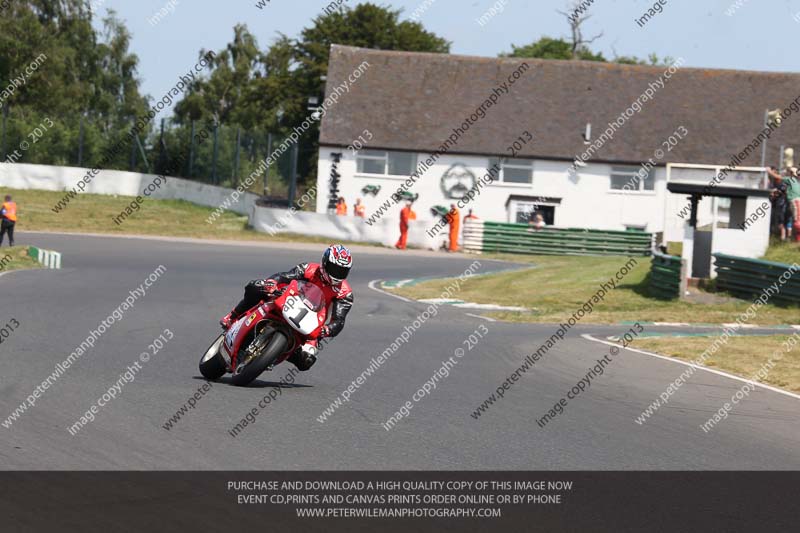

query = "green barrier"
[[713, 253, 800, 306], [466, 221, 652, 257], [649, 252, 685, 300]]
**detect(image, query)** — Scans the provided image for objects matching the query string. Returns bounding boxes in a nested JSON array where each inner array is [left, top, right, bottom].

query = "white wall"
[[663, 194, 717, 243], [712, 197, 771, 258], [0, 160, 444, 248], [682, 197, 770, 278], [316, 146, 669, 232], [251, 205, 446, 249], [0, 162, 258, 215]]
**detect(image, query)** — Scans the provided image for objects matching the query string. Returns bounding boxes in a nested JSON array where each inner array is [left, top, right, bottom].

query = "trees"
[[1, 1, 672, 192], [172, 2, 450, 190], [503, 2, 668, 65], [285, 3, 449, 185], [557, 1, 605, 60], [0, 2, 148, 168], [174, 24, 264, 128], [504, 37, 671, 66], [503, 37, 605, 61]]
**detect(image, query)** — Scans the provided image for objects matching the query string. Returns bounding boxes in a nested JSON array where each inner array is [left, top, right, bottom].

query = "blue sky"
[[99, 0, 800, 112]]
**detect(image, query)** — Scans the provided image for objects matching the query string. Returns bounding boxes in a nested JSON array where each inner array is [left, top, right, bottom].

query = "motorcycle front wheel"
[[231, 330, 289, 387], [199, 334, 227, 380]]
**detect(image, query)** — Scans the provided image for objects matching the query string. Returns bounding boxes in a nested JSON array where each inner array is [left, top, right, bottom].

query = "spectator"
[[395, 201, 416, 250], [768, 167, 788, 241], [463, 209, 479, 223], [785, 167, 800, 241], [0, 194, 17, 247], [529, 212, 545, 231], [335, 196, 347, 216], [353, 198, 366, 218]]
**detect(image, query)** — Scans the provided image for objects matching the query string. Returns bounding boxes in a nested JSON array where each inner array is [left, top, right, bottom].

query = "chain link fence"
[[0, 109, 304, 201]]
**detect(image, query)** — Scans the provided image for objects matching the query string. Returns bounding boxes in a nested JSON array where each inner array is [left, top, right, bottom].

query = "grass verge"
[[390, 254, 800, 325], [0, 246, 40, 273], [628, 335, 800, 394], [2, 187, 378, 248], [762, 240, 800, 264]]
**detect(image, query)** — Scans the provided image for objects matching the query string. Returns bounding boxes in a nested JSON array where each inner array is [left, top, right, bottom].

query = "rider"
[[220, 244, 354, 371]]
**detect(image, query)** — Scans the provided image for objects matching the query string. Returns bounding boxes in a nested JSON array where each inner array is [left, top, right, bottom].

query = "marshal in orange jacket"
[[1, 201, 17, 222], [446, 206, 460, 252]]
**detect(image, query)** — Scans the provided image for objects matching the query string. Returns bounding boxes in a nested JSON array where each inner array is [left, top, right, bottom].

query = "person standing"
[[0, 195, 17, 247], [395, 201, 416, 250], [446, 203, 460, 252], [785, 168, 800, 241], [463, 208, 479, 223], [767, 167, 788, 241], [353, 198, 366, 218], [335, 197, 348, 216]]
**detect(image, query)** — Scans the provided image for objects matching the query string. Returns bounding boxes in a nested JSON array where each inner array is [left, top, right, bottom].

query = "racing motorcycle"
[[199, 279, 328, 386]]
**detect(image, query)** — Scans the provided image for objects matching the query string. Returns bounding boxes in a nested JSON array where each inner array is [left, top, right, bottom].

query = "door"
[[692, 230, 712, 278]]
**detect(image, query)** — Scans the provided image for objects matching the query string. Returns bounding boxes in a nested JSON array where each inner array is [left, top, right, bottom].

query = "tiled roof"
[[320, 45, 800, 167]]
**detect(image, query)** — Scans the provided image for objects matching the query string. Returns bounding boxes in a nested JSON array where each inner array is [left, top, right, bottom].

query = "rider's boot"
[[288, 341, 318, 371]]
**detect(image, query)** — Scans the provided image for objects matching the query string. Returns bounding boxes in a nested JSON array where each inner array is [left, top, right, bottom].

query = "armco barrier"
[[648, 252, 686, 300], [463, 220, 652, 256], [28, 246, 62, 269], [713, 253, 800, 305]]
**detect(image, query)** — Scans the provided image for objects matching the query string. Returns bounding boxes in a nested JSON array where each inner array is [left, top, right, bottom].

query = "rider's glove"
[[319, 326, 331, 338]]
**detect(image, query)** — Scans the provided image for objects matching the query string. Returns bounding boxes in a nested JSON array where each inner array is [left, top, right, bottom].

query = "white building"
[[316, 46, 799, 259]]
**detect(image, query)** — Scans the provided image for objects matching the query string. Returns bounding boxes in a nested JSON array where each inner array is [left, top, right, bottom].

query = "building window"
[[356, 150, 417, 176], [489, 157, 533, 184], [610, 165, 655, 191], [514, 202, 555, 225]]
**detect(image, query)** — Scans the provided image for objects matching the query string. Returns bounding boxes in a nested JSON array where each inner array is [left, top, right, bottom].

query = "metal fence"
[[463, 220, 653, 256], [0, 111, 304, 199], [713, 253, 800, 306], [648, 252, 686, 300]]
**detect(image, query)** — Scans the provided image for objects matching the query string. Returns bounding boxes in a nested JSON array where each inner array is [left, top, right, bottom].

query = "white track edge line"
[[581, 334, 800, 401], [464, 313, 497, 322], [368, 280, 413, 303]]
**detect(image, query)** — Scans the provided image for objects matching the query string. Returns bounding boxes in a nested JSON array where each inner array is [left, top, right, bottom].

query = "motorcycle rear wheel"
[[231, 330, 289, 387]]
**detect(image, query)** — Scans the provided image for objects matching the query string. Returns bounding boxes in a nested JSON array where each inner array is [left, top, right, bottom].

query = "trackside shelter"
[[667, 182, 772, 278]]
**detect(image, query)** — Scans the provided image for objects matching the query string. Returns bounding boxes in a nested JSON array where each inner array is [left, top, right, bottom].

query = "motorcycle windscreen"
[[282, 295, 321, 335], [297, 281, 325, 312]]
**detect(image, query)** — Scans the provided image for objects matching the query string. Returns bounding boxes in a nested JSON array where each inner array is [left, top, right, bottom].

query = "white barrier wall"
[[0, 162, 258, 216], [250, 205, 448, 249], [711, 197, 771, 259], [0, 161, 446, 248]]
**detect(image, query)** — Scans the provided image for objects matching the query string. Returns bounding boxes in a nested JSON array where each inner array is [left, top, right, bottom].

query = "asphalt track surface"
[[1, 232, 799, 470]]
